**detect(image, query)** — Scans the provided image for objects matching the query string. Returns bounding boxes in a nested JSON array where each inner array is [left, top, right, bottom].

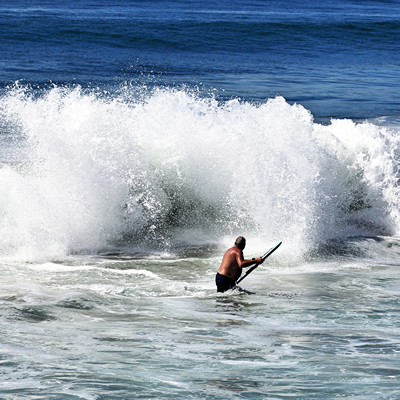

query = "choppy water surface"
[[1, 238, 400, 398]]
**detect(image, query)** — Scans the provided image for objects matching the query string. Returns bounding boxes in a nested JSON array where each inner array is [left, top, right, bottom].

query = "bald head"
[[234, 236, 246, 250]]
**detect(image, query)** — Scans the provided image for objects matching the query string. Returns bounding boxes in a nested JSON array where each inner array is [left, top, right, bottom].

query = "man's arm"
[[236, 250, 262, 269]]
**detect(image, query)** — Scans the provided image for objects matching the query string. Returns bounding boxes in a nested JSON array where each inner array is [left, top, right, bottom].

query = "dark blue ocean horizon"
[[1, 0, 399, 120]]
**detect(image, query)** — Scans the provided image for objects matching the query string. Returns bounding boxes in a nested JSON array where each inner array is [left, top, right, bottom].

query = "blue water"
[[1, 1, 400, 399], [1, 0, 400, 119]]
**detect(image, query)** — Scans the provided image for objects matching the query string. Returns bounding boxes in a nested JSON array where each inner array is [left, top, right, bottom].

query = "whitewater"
[[1, 85, 400, 398], [2, 85, 400, 259]]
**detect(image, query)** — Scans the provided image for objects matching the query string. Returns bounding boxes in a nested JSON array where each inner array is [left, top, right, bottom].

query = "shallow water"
[[1, 237, 400, 398]]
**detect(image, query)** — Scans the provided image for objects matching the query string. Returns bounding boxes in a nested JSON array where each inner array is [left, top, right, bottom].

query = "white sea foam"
[[1, 85, 400, 260]]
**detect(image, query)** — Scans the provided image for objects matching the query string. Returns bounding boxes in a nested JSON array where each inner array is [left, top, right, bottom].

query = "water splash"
[[1, 84, 400, 259]]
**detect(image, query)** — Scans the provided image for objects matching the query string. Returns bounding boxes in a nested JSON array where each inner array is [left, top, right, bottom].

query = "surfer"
[[216, 236, 263, 292]]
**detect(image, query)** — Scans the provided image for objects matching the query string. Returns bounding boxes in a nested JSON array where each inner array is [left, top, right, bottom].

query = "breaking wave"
[[1, 84, 400, 259]]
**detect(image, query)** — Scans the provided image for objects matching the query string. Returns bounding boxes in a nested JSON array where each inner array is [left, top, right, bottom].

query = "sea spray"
[[0, 84, 399, 260], [312, 119, 400, 238]]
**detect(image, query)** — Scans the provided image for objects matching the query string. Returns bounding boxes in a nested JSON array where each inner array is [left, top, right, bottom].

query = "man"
[[216, 236, 263, 293]]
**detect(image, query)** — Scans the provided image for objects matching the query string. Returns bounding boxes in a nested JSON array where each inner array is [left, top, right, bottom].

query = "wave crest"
[[1, 85, 399, 259]]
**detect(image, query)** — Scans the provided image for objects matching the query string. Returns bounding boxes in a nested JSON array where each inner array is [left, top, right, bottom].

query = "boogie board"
[[236, 241, 282, 285]]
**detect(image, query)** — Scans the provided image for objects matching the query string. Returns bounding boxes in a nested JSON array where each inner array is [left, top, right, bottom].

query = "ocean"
[[1, 0, 400, 398]]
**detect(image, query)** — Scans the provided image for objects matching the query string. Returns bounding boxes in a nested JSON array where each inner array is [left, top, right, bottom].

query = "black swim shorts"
[[215, 272, 236, 293]]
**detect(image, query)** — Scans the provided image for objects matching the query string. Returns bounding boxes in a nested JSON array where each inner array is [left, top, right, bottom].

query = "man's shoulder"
[[227, 245, 240, 252], [226, 246, 242, 257]]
